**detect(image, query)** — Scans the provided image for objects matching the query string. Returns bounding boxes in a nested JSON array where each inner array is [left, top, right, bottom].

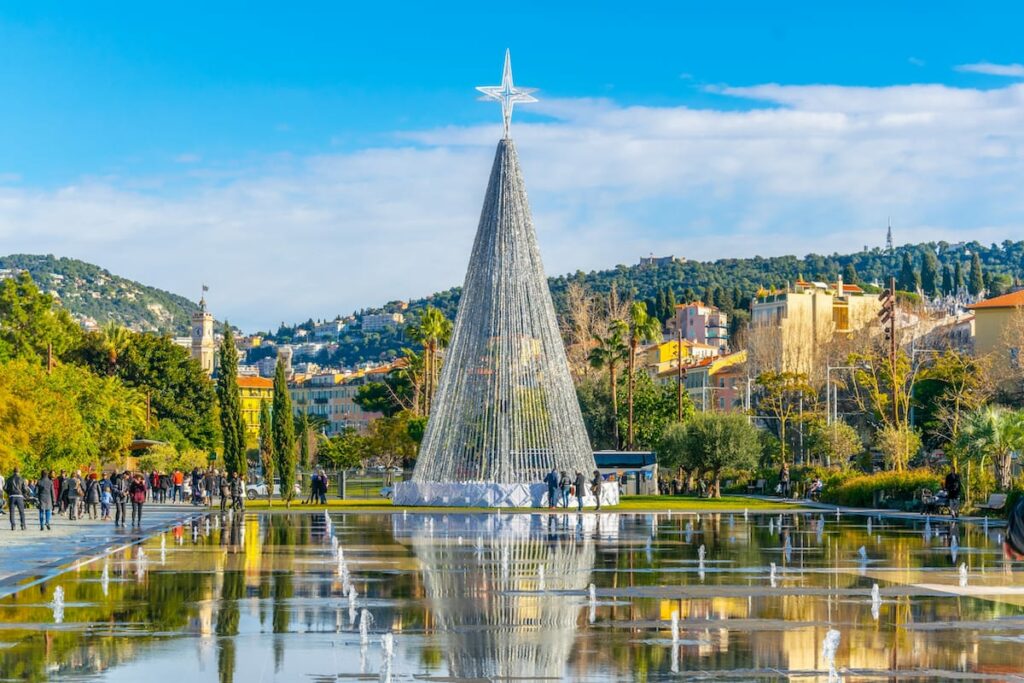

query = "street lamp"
[[825, 363, 870, 425]]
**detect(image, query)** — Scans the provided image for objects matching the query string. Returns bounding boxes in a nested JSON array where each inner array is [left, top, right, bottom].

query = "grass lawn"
[[242, 494, 799, 513]]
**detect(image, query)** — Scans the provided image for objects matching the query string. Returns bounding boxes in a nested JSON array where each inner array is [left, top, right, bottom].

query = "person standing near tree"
[[559, 471, 571, 509], [5, 468, 28, 531], [63, 472, 82, 521], [591, 470, 603, 511], [230, 472, 244, 511], [779, 463, 791, 498], [84, 474, 100, 520], [112, 471, 129, 528], [36, 471, 54, 531], [944, 466, 962, 520]]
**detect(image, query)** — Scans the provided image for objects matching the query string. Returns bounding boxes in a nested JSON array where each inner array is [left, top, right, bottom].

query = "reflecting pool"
[[1, 510, 1023, 681]]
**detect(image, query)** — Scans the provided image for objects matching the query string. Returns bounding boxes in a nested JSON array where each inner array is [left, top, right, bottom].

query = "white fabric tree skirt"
[[392, 481, 620, 509]]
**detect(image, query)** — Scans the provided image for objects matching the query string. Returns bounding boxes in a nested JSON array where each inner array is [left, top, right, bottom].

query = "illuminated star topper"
[[476, 49, 538, 139]]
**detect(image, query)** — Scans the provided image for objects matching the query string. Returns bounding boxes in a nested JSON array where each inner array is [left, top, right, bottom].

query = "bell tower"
[[191, 289, 215, 376]]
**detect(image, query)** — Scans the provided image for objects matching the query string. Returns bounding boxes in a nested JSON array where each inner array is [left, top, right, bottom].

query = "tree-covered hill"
[[0, 254, 199, 334]]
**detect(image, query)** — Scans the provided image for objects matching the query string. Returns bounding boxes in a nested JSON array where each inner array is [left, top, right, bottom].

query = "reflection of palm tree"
[[626, 302, 661, 450], [589, 320, 628, 448]]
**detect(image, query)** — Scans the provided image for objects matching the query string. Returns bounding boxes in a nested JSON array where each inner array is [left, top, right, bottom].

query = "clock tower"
[[191, 293, 215, 376]]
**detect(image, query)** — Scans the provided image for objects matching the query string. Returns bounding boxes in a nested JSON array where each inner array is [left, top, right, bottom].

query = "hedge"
[[820, 469, 943, 508]]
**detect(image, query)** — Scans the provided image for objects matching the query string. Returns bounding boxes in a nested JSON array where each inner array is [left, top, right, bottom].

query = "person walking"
[[544, 467, 559, 509], [230, 472, 245, 512], [220, 473, 231, 513], [5, 468, 28, 530], [591, 470, 603, 511], [944, 466, 962, 519], [574, 471, 587, 512], [317, 469, 329, 504], [205, 469, 217, 507], [559, 471, 571, 509], [172, 469, 184, 503], [36, 471, 54, 530], [129, 473, 146, 528], [112, 471, 129, 527], [779, 463, 791, 498], [63, 472, 83, 521], [55, 470, 66, 515], [84, 474, 100, 520]]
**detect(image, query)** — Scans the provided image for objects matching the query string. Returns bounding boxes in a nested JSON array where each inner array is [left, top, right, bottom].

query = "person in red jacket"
[[128, 473, 147, 528]]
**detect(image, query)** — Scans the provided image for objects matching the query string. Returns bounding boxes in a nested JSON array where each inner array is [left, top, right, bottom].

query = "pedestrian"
[[5, 468, 28, 530], [205, 469, 217, 507], [220, 473, 231, 513], [544, 467, 559, 509], [112, 471, 129, 527], [1006, 495, 1024, 560], [100, 478, 112, 521], [36, 470, 54, 530], [0, 470, 5, 517], [574, 470, 586, 512], [591, 470, 603, 511], [172, 469, 184, 503], [129, 473, 147, 528], [56, 470, 67, 515], [779, 462, 791, 498], [62, 472, 82, 521], [944, 466, 962, 519], [557, 470, 570, 509], [318, 469, 329, 504], [230, 472, 245, 511], [84, 474, 100, 520]]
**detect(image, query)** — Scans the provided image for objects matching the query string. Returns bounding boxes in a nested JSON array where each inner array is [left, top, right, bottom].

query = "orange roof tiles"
[[968, 290, 1024, 310], [237, 376, 273, 389]]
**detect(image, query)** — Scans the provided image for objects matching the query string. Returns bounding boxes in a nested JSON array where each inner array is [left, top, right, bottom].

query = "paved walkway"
[[0, 503, 210, 597]]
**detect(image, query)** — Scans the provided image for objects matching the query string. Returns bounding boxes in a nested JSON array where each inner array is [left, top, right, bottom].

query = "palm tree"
[[409, 306, 452, 415], [100, 321, 132, 375], [626, 302, 662, 450], [957, 406, 1024, 491], [589, 319, 629, 448]]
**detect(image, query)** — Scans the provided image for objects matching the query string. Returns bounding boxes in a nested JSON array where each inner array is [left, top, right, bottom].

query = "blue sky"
[[1, 2, 1023, 329]]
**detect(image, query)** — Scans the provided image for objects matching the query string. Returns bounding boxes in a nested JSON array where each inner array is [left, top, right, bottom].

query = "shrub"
[[820, 469, 942, 508]]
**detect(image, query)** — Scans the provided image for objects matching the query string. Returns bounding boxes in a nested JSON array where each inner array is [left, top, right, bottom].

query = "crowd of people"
[[0, 466, 246, 531], [543, 468, 605, 511]]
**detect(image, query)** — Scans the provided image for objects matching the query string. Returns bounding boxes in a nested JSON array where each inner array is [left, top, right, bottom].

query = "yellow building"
[[750, 279, 881, 375], [237, 376, 274, 439], [969, 289, 1024, 361]]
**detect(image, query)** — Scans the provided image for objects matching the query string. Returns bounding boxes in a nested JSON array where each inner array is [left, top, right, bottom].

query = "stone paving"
[[0, 502, 211, 596]]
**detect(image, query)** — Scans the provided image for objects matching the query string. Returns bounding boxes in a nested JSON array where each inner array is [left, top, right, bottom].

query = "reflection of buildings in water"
[[394, 514, 596, 680]]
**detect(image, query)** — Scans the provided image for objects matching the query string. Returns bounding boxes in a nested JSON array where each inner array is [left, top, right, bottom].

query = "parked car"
[[246, 478, 302, 500]]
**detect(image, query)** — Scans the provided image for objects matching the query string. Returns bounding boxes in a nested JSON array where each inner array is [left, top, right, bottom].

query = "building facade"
[[237, 376, 274, 439], [361, 312, 405, 332], [969, 290, 1024, 362], [289, 369, 387, 436], [667, 302, 729, 353]]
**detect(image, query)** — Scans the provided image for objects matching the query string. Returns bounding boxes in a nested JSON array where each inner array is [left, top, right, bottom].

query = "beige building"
[[750, 278, 881, 376], [289, 365, 394, 436], [190, 297, 215, 375], [969, 289, 1024, 363]]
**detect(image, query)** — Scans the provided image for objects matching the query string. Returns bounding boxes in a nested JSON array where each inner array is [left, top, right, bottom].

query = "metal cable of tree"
[[411, 139, 596, 485]]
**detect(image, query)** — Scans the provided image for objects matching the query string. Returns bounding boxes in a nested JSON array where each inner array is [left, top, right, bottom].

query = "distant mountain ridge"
[[0, 254, 199, 335]]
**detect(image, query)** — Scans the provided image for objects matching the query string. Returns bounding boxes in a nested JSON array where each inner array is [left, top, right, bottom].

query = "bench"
[[746, 479, 766, 494], [976, 493, 1008, 513]]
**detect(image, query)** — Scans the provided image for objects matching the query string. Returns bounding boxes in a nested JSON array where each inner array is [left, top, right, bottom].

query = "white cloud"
[[955, 62, 1024, 77], [2, 80, 1024, 330]]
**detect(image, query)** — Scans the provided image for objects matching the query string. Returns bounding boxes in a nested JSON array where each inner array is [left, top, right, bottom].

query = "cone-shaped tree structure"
[[412, 139, 595, 485]]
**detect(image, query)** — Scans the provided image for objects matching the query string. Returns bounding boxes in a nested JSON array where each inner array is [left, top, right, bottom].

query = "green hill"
[[0, 254, 199, 334]]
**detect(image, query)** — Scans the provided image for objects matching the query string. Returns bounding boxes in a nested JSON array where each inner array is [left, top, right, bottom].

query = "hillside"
[[0, 254, 199, 334], [273, 239, 1024, 366]]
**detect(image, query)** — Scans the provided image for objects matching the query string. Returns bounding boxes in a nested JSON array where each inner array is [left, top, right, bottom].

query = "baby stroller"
[[191, 481, 205, 506]]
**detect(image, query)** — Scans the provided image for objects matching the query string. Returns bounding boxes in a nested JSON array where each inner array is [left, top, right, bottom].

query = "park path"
[[0, 502, 210, 597]]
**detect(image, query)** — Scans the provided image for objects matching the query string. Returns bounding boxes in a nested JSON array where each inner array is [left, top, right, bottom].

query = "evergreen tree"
[[271, 359, 297, 505], [954, 260, 964, 293], [969, 252, 985, 296], [941, 265, 954, 296], [258, 400, 274, 500], [920, 247, 940, 297], [656, 288, 668, 322], [217, 325, 246, 476], [297, 411, 311, 469], [842, 263, 858, 285], [898, 253, 920, 292], [665, 288, 677, 320]]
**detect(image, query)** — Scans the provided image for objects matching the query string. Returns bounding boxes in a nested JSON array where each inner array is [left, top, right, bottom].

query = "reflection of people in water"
[[1006, 496, 1024, 560]]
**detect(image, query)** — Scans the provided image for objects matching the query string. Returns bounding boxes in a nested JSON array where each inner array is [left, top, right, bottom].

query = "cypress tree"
[[954, 260, 964, 292], [217, 325, 247, 476], [665, 288, 677, 319], [272, 358, 297, 505], [842, 263, 858, 285], [657, 288, 668, 322], [969, 252, 985, 296], [298, 411, 311, 469], [941, 265, 954, 296], [898, 253, 920, 292], [920, 247, 940, 297], [259, 400, 274, 502], [703, 286, 715, 306]]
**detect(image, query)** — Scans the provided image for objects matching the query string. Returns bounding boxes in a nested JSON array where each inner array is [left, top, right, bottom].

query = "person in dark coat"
[[62, 473, 83, 521], [574, 471, 586, 512], [112, 472, 129, 527], [591, 470, 603, 511], [36, 471, 54, 530], [544, 468, 559, 509], [129, 474, 147, 528], [84, 474, 100, 520], [1005, 496, 1024, 560], [559, 471, 571, 508], [944, 467, 962, 519], [5, 468, 28, 530]]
